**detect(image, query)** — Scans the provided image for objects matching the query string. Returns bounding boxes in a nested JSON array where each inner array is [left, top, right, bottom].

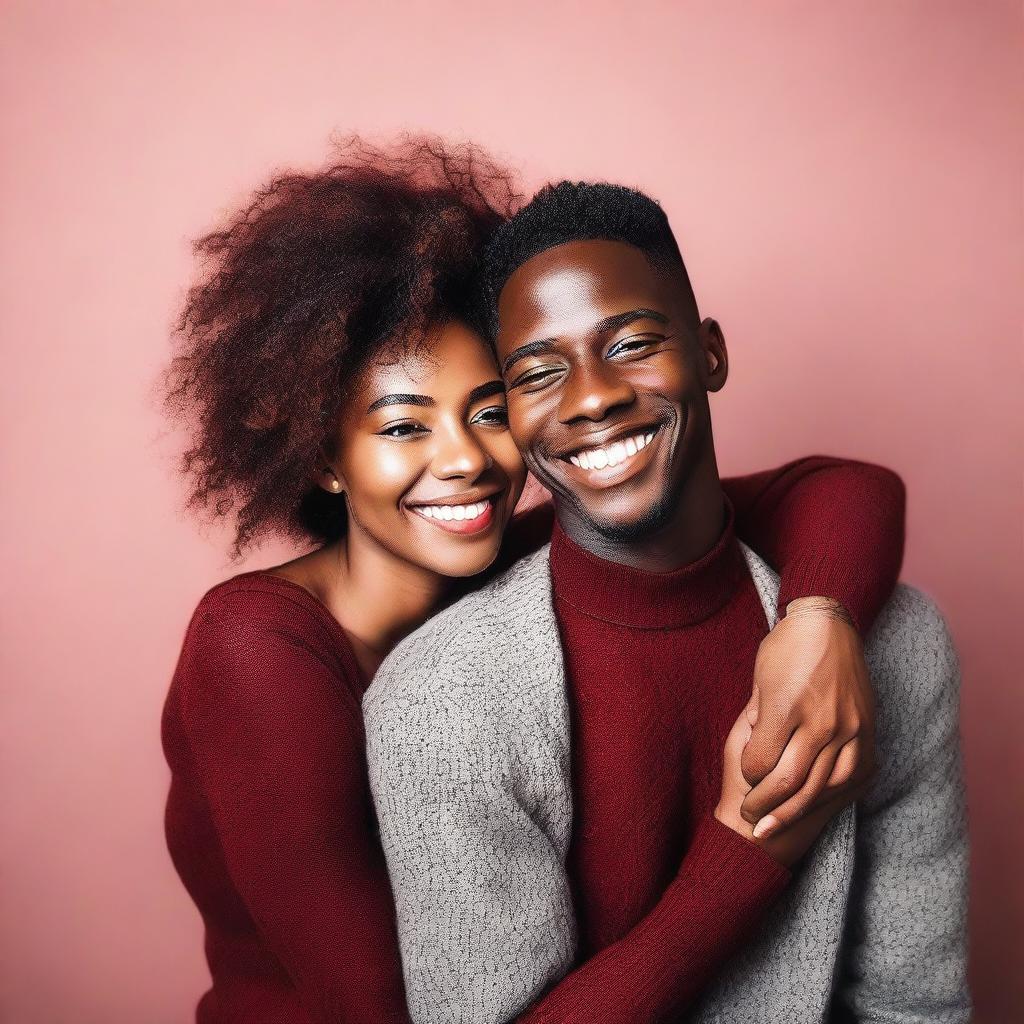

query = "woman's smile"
[[407, 495, 498, 534]]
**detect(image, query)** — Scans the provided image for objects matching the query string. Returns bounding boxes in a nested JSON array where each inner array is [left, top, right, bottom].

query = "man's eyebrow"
[[593, 308, 670, 333], [501, 339, 557, 376], [366, 393, 434, 414], [467, 380, 507, 404]]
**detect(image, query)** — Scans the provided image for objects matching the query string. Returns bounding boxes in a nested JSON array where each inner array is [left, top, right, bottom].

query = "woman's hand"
[[737, 598, 877, 840], [715, 706, 871, 868]]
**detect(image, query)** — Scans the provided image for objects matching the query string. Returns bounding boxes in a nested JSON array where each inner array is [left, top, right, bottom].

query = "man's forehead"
[[498, 240, 664, 334]]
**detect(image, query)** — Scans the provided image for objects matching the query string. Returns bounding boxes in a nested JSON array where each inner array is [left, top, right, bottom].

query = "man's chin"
[[570, 492, 676, 544]]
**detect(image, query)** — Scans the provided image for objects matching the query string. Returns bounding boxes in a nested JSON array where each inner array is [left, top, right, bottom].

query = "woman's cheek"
[[345, 437, 423, 516]]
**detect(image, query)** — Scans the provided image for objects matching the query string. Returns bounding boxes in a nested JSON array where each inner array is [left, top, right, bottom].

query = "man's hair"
[[479, 180, 699, 340]]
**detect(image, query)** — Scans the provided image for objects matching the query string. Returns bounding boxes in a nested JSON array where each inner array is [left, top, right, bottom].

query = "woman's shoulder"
[[180, 571, 358, 681]]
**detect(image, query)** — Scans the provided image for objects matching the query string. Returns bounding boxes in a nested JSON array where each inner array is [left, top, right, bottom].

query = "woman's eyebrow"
[[366, 393, 434, 413], [467, 380, 507, 404]]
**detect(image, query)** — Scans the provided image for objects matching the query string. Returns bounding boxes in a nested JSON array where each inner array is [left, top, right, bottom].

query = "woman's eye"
[[378, 421, 426, 439], [472, 405, 509, 426]]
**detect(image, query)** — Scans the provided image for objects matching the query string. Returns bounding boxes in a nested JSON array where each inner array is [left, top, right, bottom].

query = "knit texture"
[[162, 573, 410, 1024], [539, 509, 790, 1018], [365, 546, 969, 1024]]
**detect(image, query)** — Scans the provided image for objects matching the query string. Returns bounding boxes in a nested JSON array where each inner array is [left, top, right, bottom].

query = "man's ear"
[[696, 317, 728, 393]]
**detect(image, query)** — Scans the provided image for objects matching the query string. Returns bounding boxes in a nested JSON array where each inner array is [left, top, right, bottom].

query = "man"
[[364, 183, 969, 1023]]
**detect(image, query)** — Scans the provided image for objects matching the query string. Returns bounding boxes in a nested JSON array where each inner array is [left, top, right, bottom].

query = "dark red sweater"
[[520, 505, 785, 1024], [162, 575, 409, 1024], [162, 456, 904, 1024]]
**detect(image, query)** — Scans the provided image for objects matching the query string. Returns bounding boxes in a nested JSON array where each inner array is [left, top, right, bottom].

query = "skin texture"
[[494, 239, 872, 860], [271, 321, 526, 677]]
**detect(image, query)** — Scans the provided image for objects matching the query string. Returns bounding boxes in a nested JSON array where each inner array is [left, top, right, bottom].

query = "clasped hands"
[[715, 598, 877, 867]]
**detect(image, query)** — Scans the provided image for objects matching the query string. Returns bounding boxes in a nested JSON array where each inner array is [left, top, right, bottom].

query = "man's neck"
[[555, 459, 726, 573]]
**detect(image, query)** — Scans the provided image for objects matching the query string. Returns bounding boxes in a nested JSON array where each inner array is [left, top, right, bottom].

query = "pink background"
[[2, 2, 1020, 1021]]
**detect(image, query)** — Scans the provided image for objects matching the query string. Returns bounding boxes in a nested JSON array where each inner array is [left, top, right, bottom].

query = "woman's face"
[[327, 321, 526, 579]]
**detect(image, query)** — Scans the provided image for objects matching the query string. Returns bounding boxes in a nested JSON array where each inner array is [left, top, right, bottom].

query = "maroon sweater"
[[162, 456, 904, 1024], [522, 507, 786, 1023]]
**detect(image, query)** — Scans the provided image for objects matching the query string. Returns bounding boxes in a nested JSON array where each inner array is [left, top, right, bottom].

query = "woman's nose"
[[431, 421, 494, 480]]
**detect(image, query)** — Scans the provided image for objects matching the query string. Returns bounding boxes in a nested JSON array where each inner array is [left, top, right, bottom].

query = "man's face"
[[495, 239, 726, 542]]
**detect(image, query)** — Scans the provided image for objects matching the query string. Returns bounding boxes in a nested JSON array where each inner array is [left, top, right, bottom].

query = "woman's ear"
[[317, 465, 344, 495], [697, 317, 729, 393], [315, 442, 346, 495]]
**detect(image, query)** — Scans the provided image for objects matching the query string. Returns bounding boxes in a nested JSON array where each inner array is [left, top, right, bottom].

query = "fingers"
[[739, 722, 833, 825], [747, 737, 845, 837], [739, 699, 797, 789]]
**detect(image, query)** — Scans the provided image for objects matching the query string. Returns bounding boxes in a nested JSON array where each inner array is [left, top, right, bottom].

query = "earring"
[[323, 467, 341, 492]]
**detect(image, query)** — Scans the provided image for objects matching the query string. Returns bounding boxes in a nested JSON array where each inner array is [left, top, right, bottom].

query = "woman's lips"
[[408, 497, 497, 535]]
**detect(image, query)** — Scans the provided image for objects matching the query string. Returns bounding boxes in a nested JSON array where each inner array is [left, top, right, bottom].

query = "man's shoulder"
[[866, 583, 957, 706], [363, 545, 555, 718], [864, 584, 960, 796]]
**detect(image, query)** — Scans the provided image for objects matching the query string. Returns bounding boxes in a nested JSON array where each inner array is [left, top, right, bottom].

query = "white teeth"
[[567, 429, 657, 473], [415, 500, 489, 522]]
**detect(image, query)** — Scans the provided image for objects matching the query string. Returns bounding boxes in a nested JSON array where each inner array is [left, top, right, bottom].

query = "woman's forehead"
[[359, 322, 500, 400]]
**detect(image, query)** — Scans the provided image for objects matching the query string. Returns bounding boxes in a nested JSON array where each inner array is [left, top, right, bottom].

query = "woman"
[[161, 137, 903, 1023]]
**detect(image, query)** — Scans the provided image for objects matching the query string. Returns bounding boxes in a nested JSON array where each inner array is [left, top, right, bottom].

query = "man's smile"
[[552, 423, 669, 490]]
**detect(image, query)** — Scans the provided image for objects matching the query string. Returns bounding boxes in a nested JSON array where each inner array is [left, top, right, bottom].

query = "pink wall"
[[2, 2, 1020, 1021]]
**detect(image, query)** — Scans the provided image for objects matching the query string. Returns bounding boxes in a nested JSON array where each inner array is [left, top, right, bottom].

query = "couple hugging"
[[163, 136, 968, 1024]]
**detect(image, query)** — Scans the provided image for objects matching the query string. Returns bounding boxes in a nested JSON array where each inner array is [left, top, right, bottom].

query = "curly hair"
[[480, 180, 698, 341], [162, 135, 521, 556]]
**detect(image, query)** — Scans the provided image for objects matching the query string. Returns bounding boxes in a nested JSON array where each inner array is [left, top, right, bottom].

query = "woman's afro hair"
[[162, 135, 521, 556]]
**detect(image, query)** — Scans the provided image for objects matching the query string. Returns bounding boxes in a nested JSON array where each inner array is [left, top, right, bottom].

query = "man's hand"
[[738, 598, 877, 839]]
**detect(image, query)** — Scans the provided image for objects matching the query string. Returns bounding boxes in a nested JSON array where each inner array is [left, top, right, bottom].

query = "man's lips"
[[552, 424, 665, 489]]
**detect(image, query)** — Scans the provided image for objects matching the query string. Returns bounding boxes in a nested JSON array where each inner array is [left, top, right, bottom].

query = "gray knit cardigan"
[[364, 544, 970, 1023]]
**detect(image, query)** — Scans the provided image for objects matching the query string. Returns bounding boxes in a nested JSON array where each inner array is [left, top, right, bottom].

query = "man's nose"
[[557, 360, 636, 424], [431, 420, 494, 480]]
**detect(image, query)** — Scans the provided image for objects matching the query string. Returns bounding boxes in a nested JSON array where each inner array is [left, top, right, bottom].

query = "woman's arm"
[[723, 455, 905, 835], [174, 593, 410, 1024], [724, 454, 906, 633]]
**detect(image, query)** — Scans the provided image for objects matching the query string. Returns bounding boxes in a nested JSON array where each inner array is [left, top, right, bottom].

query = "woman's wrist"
[[784, 596, 856, 631]]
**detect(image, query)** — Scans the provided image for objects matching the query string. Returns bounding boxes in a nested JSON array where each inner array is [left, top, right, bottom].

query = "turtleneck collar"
[[549, 498, 746, 629]]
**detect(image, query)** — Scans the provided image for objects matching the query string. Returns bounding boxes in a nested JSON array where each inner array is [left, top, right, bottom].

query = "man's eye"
[[472, 405, 509, 426], [511, 366, 561, 391], [607, 335, 665, 359], [378, 421, 426, 439]]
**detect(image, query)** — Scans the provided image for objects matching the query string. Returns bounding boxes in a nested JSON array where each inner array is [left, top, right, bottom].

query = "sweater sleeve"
[[516, 817, 789, 1024], [174, 593, 410, 1024], [722, 455, 906, 634]]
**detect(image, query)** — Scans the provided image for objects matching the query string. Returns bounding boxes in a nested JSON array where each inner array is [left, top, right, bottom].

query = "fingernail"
[[752, 814, 779, 839]]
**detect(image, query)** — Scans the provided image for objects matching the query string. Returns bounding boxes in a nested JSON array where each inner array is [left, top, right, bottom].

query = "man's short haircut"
[[479, 180, 700, 341]]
